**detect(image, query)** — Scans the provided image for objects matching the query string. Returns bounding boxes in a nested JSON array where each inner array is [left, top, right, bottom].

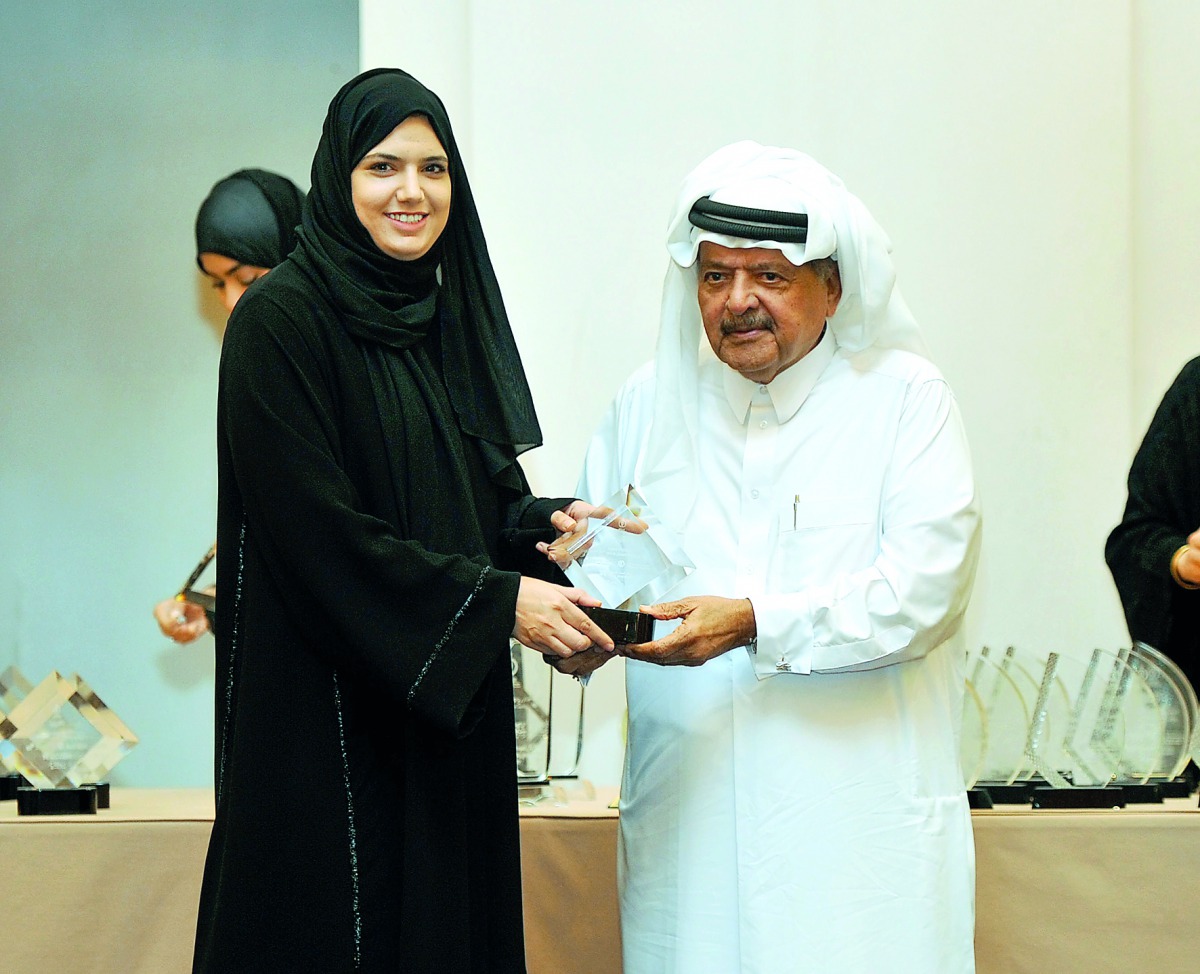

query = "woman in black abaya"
[[154, 168, 305, 644], [193, 69, 611, 974]]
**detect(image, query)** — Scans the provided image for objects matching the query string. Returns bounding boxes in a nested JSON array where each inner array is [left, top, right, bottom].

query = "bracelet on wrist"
[[1170, 545, 1200, 590]]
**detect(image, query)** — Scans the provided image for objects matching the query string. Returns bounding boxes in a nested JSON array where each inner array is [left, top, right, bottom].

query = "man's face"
[[697, 242, 841, 384]]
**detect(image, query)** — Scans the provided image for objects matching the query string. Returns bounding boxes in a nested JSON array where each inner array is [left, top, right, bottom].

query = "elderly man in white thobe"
[[551, 142, 982, 973]]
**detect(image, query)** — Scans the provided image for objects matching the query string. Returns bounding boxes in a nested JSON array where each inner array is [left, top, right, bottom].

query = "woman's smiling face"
[[351, 114, 451, 261]]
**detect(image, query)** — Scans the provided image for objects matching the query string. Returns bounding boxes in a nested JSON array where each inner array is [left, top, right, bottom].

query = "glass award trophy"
[[965, 646, 1035, 799], [960, 676, 987, 790], [0, 665, 34, 799], [1128, 641, 1197, 787], [512, 640, 551, 787], [546, 485, 694, 641], [511, 640, 587, 804], [0, 671, 138, 814]]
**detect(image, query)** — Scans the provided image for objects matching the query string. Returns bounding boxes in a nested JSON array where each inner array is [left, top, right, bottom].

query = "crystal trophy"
[[965, 646, 1035, 798], [1128, 641, 1197, 784], [1100, 646, 1168, 787], [512, 640, 551, 786], [511, 640, 587, 803], [0, 665, 33, 799], [546, 485, 694, 640], [0, 671, 138, 814], [1054, 649, 1132, 787], [1023, 651, 1078, 789], [960, 676, 987, 790]]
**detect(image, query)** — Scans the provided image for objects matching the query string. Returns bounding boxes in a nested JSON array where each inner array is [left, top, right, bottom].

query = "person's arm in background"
[[1106, 358, 1200, 651]]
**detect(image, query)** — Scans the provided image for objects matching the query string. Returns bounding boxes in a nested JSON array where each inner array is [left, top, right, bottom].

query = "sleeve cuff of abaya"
[[407, 566, 522, 738], [497, 496, 577, 580]]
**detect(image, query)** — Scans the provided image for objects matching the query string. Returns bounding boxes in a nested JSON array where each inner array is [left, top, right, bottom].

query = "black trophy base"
[[17, 785, 100, 815], [1031, 785, 1125, 810], [1156, 776, 1194, 799], [582, 605, 654, 644], [967, 787, 993, 809], [976, 782, 1035, 805], [0, 774, 25, 801], [1120, 782, 1163, 804]]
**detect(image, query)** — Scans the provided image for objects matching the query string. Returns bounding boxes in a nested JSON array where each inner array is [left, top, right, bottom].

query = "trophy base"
[[967, 787, 993, 809], [0, 774, 24, 801], [518, 781, 554, 806], [976, 781, 1035, 805], [1156, 776, 1194, 799], [1120, 782, 1163, 804], [1031, 785, 1125, 810], [582, 606, 654, 644], [517, 777, 595, 807], [17, 785, 100, 816]]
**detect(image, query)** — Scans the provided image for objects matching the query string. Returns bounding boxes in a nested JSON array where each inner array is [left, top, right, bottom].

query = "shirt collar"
[[721, 326, 836, 423]]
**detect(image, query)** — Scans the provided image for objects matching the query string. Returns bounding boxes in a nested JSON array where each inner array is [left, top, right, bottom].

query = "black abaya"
[[193, 68, 566, 974], [1106, 356, 1200, 691]]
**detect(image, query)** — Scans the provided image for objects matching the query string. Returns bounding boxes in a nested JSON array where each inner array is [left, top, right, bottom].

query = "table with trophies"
[[2, 643, 1200, 973], [4, 489, 1200, 972]]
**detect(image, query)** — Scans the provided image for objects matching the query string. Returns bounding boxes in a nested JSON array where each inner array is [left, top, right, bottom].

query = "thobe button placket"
[[740, 386, 776, 596]]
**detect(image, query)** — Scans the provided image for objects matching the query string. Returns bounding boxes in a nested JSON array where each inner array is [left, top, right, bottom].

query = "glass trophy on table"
[[964, 647, 1036, 802], [1127, 641, 1197, 793], [0, 664, 34, 800], [964, 643, 1178, 807], [0, 670, 138, 814], [511, 639, 585, 804]]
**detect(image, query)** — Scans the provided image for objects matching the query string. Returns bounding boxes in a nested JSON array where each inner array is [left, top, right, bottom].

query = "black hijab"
[[195, 169, 306, 269], [291, 67, 543, 459]]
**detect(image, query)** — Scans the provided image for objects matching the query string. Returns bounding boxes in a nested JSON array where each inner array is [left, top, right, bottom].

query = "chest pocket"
[[772, 495, 878, 588]]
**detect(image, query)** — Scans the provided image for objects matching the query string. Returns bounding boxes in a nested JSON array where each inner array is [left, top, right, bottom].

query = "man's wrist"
[[742, 598, 758, 652]]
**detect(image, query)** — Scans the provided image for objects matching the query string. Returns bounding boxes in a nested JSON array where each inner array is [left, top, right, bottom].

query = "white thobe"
[[578, 331, 981, 974]]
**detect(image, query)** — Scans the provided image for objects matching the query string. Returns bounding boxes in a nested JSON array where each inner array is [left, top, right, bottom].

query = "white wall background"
[[363, 0, 1200, 787]]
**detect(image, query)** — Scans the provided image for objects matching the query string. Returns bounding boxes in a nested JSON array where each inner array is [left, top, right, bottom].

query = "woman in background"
[[153, 169, 304, 643], [192, 68, 609, 973]]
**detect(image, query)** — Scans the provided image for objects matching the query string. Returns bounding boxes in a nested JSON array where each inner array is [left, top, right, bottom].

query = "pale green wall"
[[0, 1, 358, 785]]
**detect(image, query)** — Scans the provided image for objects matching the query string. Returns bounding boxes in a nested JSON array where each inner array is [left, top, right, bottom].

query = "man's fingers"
[[639, 600, 687, 620]]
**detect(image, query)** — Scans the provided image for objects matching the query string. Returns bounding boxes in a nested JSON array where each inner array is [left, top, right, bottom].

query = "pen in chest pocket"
[[794, 494, 799, 531]]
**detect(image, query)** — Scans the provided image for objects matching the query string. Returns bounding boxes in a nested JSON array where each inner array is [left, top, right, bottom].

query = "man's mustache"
[[720, 312, 775, 335]]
